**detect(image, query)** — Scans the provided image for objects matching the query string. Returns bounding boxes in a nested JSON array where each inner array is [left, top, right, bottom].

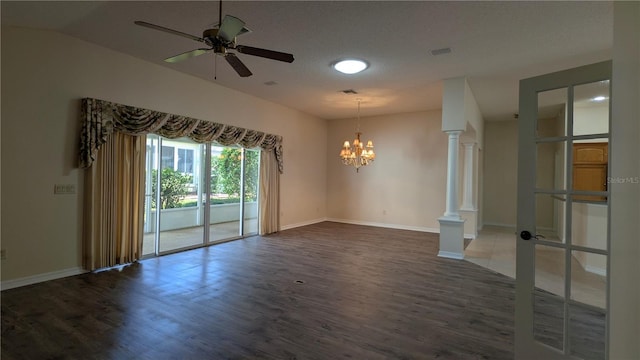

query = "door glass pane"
[[535, 193, 566, 243], [569, 303, 606, 360], [536, 141, 567, 190], [533, 291, 564, 352], [535, 244, 565, 297], [571, 250, 606, 308], [210, 146, 242, 242], [573, 81, 609, 136], [571, 202, 607, 251], [572, 138, 608, 203], [243, 149, 260, 235], [537, 87, 567, 138], [158, 138, 204, 252]]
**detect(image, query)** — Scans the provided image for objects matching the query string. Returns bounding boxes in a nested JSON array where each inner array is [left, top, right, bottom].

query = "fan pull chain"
[[214, 55, 218, 80]]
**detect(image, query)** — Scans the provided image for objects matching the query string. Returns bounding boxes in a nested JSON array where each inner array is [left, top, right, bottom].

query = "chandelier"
[[339, 99, 375, 172]]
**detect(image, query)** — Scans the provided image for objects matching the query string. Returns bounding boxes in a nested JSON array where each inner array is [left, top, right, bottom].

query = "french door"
[[142, 135, 260, 256], [516, 61, 611, 359]]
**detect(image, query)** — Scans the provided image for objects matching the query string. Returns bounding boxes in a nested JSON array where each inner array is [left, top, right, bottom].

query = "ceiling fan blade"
[[235, 45, 294, 63], [225, 53, 252, 77], [134, 21, 204, 43], [217, 15, 246, 42], [164, 48, 212, 63]]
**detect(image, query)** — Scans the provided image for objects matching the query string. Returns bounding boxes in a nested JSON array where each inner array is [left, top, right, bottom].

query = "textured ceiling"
[[1, 1, 613, 120]]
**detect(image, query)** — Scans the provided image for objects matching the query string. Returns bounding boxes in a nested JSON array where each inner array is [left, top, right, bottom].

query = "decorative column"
[[461, 142, 475, 211], [438, 131, 465, 259], [459, 142, 479, 239], [443, 131, 462, 218]]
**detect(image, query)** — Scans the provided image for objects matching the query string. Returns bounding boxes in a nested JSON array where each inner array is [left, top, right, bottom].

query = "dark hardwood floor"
[[1, 222, 515, 359]]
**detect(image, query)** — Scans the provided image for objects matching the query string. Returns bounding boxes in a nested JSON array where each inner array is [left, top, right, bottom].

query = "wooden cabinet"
[[572, 142, 607, 202]]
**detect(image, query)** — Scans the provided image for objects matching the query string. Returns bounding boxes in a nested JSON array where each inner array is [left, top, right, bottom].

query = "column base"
[[438, 217, 465, 260]]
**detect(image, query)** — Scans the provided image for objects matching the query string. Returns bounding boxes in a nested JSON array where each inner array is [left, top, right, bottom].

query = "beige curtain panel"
[[80, 98, 283, 270], [259, 150, 280, 235], [83, 132, 145, 270]]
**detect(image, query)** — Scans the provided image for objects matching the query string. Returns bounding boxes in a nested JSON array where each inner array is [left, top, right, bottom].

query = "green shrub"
[[151, 168, 193, 209]]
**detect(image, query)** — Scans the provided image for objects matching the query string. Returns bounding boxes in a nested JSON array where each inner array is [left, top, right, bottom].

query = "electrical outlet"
[[54, 184, 76, 194], [1, 249, 6, 260]]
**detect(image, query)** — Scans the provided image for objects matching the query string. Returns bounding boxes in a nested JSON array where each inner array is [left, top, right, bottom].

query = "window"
[[161, 146, 174, 169], [178, 148, 194, 174]]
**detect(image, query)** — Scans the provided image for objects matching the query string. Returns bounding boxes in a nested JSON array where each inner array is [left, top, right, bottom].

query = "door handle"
[[520, 231, 545, 240]]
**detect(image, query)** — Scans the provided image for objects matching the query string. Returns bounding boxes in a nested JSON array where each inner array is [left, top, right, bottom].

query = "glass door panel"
[[517, 62, 611, 359], [573, 81, 609, 137], [243, 149, 260, 235], [157, 137, 205, 253], [209, 146, 242, 242], [536, 87, 567, 138], [533, 291, 564, 352], [535, 193, 566, 243], [569, 303, 606, 359]]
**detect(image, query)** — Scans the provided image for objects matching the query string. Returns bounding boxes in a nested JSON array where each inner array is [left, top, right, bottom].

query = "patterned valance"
[[79, 98, 283, 173]]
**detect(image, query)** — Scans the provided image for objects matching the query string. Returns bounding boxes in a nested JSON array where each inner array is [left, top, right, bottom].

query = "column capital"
[[444, 130, 463, 137]]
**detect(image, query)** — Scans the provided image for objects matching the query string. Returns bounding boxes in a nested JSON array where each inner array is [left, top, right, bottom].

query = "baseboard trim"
[[464, 233, 477, 240], [437, 251, 465, 260], [280, 218, 328, 231], [482, 222, 516, 229], [1, 267, 88, 291], [326, 218, 440, 233], [585, 265, 607, 277]]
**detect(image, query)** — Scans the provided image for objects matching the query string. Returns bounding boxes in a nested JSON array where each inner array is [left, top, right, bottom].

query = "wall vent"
[[430, 47, 452, 56]]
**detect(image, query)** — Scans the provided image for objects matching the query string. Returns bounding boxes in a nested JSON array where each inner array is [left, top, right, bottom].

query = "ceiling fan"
[[134, 4, 294, 77]]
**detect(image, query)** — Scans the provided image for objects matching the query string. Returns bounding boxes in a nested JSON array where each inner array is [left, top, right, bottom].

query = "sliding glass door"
[[143, 136, 260, 256], [208, 146, 260, 243]]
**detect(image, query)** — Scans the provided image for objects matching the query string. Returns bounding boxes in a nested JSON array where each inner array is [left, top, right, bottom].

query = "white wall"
[[482, 120, 518, 227], [609, 2, 640, 357], [0, 26, 327, 282], [326, 110, 447, 231]]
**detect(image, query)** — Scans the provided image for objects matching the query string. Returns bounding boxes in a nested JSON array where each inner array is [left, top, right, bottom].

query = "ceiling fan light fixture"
[[333, 59, 369, 75]]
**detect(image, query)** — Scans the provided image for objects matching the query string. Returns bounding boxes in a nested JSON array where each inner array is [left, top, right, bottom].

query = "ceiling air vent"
[[430, 47, 452, 56]]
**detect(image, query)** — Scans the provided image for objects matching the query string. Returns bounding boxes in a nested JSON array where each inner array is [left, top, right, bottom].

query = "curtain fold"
[[259, 150, 280, 235], [80, 98, 283, 173], [83, 132, 145, 270]]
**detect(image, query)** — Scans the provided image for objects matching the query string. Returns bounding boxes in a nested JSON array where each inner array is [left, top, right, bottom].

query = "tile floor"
[[464, 225, 607, 309]]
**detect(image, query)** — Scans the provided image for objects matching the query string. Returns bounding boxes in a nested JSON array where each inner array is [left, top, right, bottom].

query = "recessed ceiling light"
[[332, 59, 369, 74], [591, 96, 607, 102]]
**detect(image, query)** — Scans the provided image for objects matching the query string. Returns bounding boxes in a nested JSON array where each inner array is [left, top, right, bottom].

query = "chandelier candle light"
[[339, 99, 375, 172]]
